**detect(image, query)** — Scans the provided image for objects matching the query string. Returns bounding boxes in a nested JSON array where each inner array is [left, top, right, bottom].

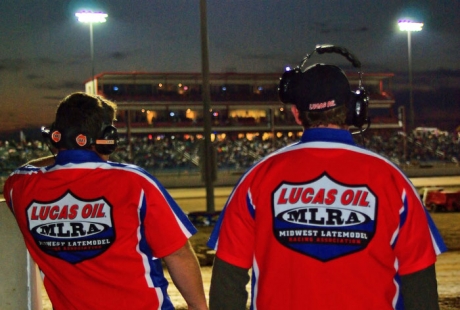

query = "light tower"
[[398, 19, 423, 132], [75, 10, 108, 94]]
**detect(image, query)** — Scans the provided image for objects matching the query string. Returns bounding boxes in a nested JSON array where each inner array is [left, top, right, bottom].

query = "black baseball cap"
[[290, 63, 352, 112]]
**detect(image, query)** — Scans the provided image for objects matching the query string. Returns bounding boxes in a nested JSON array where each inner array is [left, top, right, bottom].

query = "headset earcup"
[[347, 89, 369, 128], [95, 125, 119, 155], [278, 68, 301, 104], [47, 123, 65, 149]]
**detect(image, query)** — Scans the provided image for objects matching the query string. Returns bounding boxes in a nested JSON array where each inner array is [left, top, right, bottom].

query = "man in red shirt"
[[4, 92, 207, 310], [207, 46, 446, 310]]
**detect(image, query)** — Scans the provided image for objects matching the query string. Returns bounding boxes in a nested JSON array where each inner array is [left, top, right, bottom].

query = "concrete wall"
[[2, 166, 460, 191], [0, 199, 42, 310], [403, 166, 460, 178]]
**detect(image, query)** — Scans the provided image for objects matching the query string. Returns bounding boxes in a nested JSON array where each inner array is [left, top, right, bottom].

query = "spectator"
[[207, 60, 447, 309], [3, 92, 207, 310]]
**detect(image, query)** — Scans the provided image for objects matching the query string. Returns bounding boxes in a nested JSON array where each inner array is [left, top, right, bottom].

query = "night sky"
[[1, 0, 459, 133]]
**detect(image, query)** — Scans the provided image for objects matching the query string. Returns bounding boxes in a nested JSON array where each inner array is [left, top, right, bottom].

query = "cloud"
[[319, 27, 341, 34], [0, 57, 64, 73], [42, 95, 67, 100], [36, 57, 60, 66], [313, 22, 369, 34], [0, 57, 66, 76], [242, 53, 286, 61], [62, 50, 132, 65], [108, 51, 130, 60], [0, 59, 28, 72], [33, 80, 83, 91], [26, 74, 45, 80], [67, 57, 86, 66], [353, 27, 369, 32]]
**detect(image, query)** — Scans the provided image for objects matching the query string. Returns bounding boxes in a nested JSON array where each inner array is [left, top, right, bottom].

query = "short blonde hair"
[[297, 105, 347, 128]]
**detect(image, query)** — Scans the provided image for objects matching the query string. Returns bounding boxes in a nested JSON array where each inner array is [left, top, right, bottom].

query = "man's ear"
[[91, 145, 110, 161], [291, 105, 303, 125]]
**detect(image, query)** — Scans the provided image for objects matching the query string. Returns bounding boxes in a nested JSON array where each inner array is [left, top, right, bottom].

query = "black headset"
[[41, 122, 119, 155], [279, 44, 370, 129]]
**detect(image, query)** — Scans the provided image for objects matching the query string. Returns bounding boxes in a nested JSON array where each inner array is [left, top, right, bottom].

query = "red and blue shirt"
[[4, 150, 196, 310], [208, 128, 446, 310]]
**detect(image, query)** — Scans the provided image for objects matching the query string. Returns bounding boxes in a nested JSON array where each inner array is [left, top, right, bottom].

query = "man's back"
[[4, 150, 195, 310], [209, 128, 445, 309]]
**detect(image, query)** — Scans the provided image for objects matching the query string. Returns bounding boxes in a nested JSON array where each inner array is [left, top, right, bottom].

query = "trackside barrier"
[[0, 199, 42, 310]]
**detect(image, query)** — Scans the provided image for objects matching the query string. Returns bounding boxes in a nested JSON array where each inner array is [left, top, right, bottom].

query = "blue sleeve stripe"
[[207, 212, 224, 250], [207, 182, 242, 250], [137, 192, 167, 284], [425, 210, 448, 254], [400, 192, 408, 228], [137, 192, 175, 309], [246, 190, 255, 219]]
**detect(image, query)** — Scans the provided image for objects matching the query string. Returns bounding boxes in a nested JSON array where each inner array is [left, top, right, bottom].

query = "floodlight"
[[398, 20, 423, 32], [75, 11, 108, 23]]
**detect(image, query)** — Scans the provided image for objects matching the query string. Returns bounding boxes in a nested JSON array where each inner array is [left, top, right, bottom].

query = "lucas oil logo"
[[26, 191, 115, 264], [272, 173, 377, 262]]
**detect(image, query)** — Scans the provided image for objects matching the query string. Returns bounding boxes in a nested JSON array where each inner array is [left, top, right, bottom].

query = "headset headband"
[[300, 45, 363, 88]]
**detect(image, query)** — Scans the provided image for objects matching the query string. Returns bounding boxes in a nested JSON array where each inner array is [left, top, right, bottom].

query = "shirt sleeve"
[[3, 172, 19, 214], [393, 174, 447, 275], [141, 179, 197, 258], [208, 180, 256, 269]]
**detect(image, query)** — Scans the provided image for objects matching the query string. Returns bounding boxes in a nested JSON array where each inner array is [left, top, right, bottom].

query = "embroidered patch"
[[26, 191, 115, 264], [272, 173, 377, 262]]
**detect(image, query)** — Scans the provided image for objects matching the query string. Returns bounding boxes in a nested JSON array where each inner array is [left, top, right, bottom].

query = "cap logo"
[[51, 130, 61, 143], [309, 100, 337, 111], [96, 139, 115, 145], [75, 134, 88, 147]]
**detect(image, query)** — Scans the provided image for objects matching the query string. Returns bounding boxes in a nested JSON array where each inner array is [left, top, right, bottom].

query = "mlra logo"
[[27, 191, 115, 264], [272, 173, 377, 261]]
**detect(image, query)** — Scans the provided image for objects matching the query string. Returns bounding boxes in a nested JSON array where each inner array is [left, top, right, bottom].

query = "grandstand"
[[84, 71, 400, 138], [1, 71, 459, 190]]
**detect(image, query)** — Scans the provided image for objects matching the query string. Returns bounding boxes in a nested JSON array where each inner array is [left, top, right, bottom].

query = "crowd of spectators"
[[1, 130, 459, 181]]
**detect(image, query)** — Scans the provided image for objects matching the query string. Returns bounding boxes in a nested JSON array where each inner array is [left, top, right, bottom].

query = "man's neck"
[[315, 124, 342, 129]]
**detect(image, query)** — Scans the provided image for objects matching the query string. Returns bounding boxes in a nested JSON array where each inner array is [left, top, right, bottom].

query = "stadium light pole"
[[75, 10, 108, 95], [200, 0, 215, 213], [398, 19, 423, 132]]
